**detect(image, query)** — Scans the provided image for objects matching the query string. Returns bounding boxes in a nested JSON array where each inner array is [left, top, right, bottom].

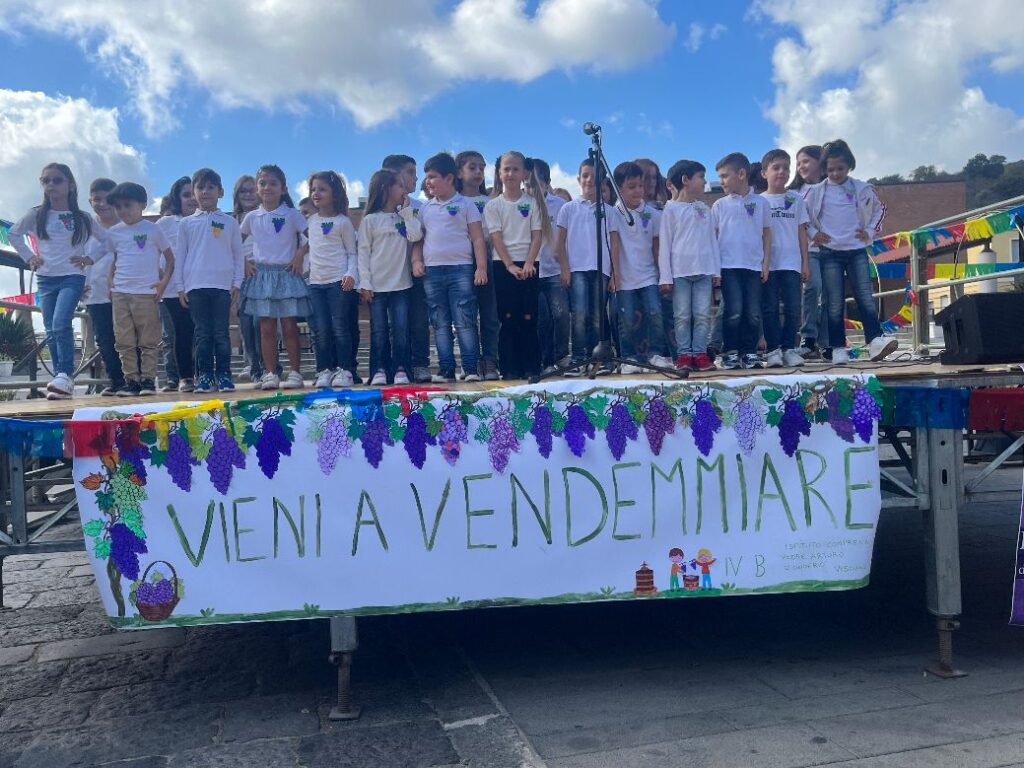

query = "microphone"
[[582, 122, 602, 136]]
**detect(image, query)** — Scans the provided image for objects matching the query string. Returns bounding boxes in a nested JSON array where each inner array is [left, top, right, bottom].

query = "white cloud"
[[549, 162, 582, 199], [0, 89, 148, 294], [683, 21, 726, 53], [756, 0, 1024, 178], [0, 0, 675, 136]]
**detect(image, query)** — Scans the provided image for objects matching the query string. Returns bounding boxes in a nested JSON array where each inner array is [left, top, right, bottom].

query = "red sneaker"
[[692, 353, 716, 371], [674, 354, 693, 371]]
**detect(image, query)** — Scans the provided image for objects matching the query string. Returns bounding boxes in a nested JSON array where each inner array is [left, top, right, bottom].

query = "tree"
[[912, 165, 938, 181], [963, 153, 1006, 181], [869, 174, 905, 185]]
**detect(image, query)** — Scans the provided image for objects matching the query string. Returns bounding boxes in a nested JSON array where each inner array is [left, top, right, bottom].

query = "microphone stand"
[[532, 126, 686, 382]]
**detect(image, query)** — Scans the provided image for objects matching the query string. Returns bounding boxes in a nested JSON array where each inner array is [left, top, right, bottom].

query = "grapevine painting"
[[73, 376, 886, 629]]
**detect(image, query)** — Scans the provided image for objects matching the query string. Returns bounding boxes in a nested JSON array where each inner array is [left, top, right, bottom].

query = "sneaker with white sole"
[[831, 348, 850, 365], [868, 336, 898, 361], [412, 366, 432, 384], [619, 363, 643, 374], [649, 355, 674, 369], [782, 349, 805, 367], [463, 373, 482, 382], [764, 348, 784, 368], [720, 351, 741, 370], [431, 371, 456, 383], [370, 370, 388, 386], [46, 373, 73, 396], [314, 369, 335, 388], [281, 370, 304, 389], [332, 369, 354, 387], [260, 372, 281, 390], [393, 369, 410, 385], [742, 353, 764, 369]]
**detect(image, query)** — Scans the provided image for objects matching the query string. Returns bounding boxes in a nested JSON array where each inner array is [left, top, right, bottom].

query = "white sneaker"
[[649, 355, 674, 369], [393, 369, 410, 385], [720, 351, 741, 370], [370, 370, 388, 386], [619, 363, 643, 374], [463, 373, 482, 382], [260, 372, 280, 390], [46, 373, 73, 396], [281, 370, 304, 389], [332, 369, 354, 387], [314, 369, 335, 388], [783, 349, 805, 367], [831, 348, 850, 365], [868, 336, 898, 361], [764, 348, 784, 368]]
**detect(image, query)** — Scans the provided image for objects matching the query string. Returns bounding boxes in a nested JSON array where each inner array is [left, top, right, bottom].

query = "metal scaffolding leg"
[[327, 616, 361, 720]]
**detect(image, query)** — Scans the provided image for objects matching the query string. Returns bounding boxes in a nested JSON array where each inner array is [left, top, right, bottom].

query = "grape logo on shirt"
[[843, 182, 856, 203], [744, 202, 757, 217], [133, 234, 148, 250], [474, 200, 486, 214], [320, 221, 334, 236], [639, 210, 652, 229], [446, 204, 461, 217], [58, 213, 75, 232], [394, 219, 408, 237], [517, 203, 531, 218], [694, 203, 708, 219], [211, 221, 224, 238], [272, 217, 286, 233], [783, 194, 797, 211]]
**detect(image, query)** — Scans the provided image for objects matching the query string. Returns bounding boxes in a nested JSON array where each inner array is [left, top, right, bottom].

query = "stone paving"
[[2, 489, 1024, 767]]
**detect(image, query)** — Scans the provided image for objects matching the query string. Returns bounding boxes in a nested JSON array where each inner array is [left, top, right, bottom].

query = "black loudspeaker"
[[935, 293, 1024, 364]]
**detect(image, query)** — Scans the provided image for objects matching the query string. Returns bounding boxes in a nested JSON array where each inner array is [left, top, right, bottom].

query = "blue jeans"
[[308, 282, 356, 372], [569, 271, 602, 361], [188, 288, 232, 378], [37, 274, 84, 376], [369, 289, 410, 378], [538, 275, 570, 366], [660, 293, 676, 357], [671, 276, 713, 356], [721, 268, 762, 355], [476, 259, 499, 367], [800, 252, 829, 348], [161, 298, 194, 380], [820, 247, 881, 348], [87, 302, 124, 387], [615, 284, 667, 362], [423, 264, 479, 376], [761, 270, 802, 351], [409, 275, 431, 371]]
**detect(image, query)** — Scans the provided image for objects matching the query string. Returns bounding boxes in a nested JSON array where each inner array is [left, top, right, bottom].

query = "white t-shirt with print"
[[556, 198, 619, 275], [108, 220, 171, 295], [307, 213, 357, 285], [613, 202, 661, 290], [419, 194, 481, 267], [483, 193, 542, 264], [464, 194, 490, 238], [657, 200, 720, 281], [357, 208, 422, 294], [9, 208, 95, 278], [818, 180, 863, 251], [762, 191, 809, 272], [177, 209, 244, 293], [84, 221, 113, 305], [538, 193, 567, 280], [711, 191, 770, 271], [239, 205, 307, 266]]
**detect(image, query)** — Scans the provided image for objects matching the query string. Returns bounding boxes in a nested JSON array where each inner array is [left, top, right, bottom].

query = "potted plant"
[[0, 354, 12, 378], [0, 312, 34, 375]]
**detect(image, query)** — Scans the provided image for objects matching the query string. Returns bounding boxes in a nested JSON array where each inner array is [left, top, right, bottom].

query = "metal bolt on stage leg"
[[924, 617, 967, 678], [328, 616, 362, 721]]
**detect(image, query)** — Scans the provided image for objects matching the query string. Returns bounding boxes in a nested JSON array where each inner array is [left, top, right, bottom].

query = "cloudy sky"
[[1, 0, 1023, 241]]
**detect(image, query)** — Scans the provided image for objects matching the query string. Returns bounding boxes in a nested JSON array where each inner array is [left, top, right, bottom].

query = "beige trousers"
[[112, 292, 161, 381]]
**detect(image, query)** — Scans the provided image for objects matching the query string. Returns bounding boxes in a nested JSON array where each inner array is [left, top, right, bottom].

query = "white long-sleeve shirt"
[[657, 200, 720, 281], [176, 209, 244, 292], [357, 208, 422, 293], [307, 213, 358, 285], [9, 207, 96, 277], [84, 220, 114, 305]]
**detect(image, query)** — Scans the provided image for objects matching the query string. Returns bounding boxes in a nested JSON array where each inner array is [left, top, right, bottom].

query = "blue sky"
[[1, 0, 1023, 219]]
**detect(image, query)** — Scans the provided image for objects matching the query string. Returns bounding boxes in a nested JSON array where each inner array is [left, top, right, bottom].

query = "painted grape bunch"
[[317, 415, 352, 475], [208, 426, 246, 493], [438, 407, 468, 465]]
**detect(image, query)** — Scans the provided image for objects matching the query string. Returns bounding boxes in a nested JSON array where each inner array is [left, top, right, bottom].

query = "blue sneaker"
[[194, 374, 216, 393], [217, 374, 235, 392]]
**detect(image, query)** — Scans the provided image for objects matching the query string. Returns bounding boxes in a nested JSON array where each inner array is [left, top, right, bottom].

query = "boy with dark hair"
[[84, 177, 126, 395], [106, 182, 175, 395], [411, 152, 488, 382], [711, 153, 771, 369]]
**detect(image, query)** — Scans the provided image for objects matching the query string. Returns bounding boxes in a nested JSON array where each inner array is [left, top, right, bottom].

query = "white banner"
[[71, 375, 884, 628]]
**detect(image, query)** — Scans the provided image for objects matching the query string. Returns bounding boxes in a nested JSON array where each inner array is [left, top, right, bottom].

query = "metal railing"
[[0, 294, 98, 391]]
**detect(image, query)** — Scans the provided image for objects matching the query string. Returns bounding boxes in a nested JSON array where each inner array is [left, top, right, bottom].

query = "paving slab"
[[36, 628, 185, 662], [220, 691, 319, 742], [295, 720, 459, 768], [811, 733, 1024, 767]]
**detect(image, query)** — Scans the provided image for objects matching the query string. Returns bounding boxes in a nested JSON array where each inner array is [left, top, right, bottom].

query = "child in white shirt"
[[83, 177, 125, 396], [156, 176, 198, 392], [527, 158, 571, 375], [106, 182, 174, 395], [176, 168, 244, 392], [711, 152, 771, 370]]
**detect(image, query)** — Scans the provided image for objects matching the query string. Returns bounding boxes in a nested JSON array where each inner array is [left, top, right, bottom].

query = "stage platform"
[[0, 358, 1019, 420]]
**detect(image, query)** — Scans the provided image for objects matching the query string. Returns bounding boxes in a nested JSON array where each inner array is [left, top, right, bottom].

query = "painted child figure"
[[695, 548, 717, 590]]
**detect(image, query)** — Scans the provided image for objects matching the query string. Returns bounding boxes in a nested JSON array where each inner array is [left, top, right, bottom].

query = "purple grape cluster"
[[563, 404, 595, 457], [165, 432, 198, 492], [317, 415, 352, 475], [825, 390, 855, 443], [403, 411, 430, 469], [734, 399, 765, 455], [115, 429, 150, 481], [606, 403, 638, 460], [438, 408, 468, 466], [691, 398, 722, 457], [136, 577, 175, 606], [643, 396, 674, 456], [110, 522, 147, 580], [851, 387, 881, 443], [256, 417, 291, 479], [487, 416, 520, 473], [360, 414, 392, 468], [530, 405, 554, 458], [207, 427, 246, 494], [778, 398, 812, 456]]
